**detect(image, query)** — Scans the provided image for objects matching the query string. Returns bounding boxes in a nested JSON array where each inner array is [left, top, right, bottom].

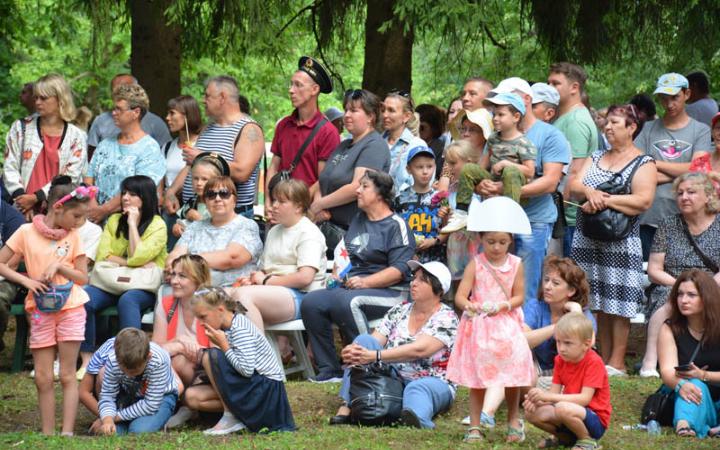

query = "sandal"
[[537, 437, 560, 449], [463, 426, 484, 443], [506, 419, 526, 443], [480, 411, 496, 429], [709, 426, 720, 438], [676, 426, 696, 437], [571, 438, 601, 450]]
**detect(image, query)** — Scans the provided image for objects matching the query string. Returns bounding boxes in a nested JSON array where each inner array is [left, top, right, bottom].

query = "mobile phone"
[[675, 364, 692, 371]]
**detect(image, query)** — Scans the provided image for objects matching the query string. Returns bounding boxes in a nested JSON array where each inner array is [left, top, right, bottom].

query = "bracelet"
[[262, 274, 274, 285], [675, 379, 688, 392], [376, 350, 381, 363], [702, 370, 708, 382]]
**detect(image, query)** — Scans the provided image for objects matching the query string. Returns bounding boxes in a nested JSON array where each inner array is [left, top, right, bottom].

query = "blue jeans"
[[115, 393, 177, 434], [563, 225, 576, 258], [338, 334, 454, 429], [673, 379, 720, 438], [81, 286, 156, 353], [515, 222, 553, 302]]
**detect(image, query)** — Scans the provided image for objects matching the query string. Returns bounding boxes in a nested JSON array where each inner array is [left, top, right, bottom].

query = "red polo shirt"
[[271, 109, 340, 187]]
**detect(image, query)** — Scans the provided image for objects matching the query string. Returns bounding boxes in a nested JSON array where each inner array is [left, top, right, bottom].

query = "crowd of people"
[[0, 56, 719, 447]]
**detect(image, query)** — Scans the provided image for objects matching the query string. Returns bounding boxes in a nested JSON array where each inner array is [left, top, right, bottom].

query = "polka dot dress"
[[571, 151, 654, 318]]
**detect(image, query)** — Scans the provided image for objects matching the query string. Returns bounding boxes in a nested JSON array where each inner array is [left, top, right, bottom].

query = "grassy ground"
[[1, 325, 716, 449]]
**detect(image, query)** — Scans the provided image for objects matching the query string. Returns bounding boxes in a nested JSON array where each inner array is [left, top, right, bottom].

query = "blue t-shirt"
[[523, 120, 571, 224], [87, 135, 166, 204], [524, 297, 597, 371]]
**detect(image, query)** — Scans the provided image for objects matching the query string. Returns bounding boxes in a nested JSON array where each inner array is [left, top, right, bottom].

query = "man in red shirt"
[[265, 56, 340, 221], [524, 313, 611, 450]]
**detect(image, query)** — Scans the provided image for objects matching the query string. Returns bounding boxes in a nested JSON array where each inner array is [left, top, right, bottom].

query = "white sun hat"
[[466, 196, 531, 235]]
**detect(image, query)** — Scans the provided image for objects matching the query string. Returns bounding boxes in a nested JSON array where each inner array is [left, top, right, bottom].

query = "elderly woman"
[[639, 172, 720, 377], [80, 175, 167, 374], [329, 260, 458, 428], [166, 176, 262, 287], [229, 179, 326, 330], [301, 171, 415, 382], [382, 91, 426, 191], [4, 73, 87, 218], [311, 89, 390, 255], [84, 84, 165, 223], [570, 104, 657, 376], [658, 270, 720, 438]]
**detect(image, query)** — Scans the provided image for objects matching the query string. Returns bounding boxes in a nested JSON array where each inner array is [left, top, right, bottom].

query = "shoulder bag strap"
[[478, 256, 511, 302], [287, 118, 328, 174], [688, 335, 703, 362], [166, 298, 180, 323], [679, 215, 720, 273], [619, 155, 645, 190]]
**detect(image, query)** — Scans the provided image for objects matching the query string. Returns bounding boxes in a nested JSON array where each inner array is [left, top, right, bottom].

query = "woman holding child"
[[570, 104, 657, 376], [658, 270, 720, 438]]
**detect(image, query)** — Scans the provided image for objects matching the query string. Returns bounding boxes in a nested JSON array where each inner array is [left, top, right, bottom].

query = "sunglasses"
[[205, 189, 232, 200], [388, 89, 410, 98], [344, 89, 364, 100]]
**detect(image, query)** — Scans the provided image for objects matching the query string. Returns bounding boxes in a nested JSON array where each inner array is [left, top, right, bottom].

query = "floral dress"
[[446, 253, 534, 389]]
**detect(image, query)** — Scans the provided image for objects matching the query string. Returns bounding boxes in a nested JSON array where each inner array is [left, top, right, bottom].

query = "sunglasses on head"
[[344, 89, 364, 100], [388, 89, 410, 98], [205, 189, 232, 200]]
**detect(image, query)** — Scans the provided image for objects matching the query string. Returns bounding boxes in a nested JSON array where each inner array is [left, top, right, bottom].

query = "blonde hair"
[[555, 312, 593, 342], [672, 172, 720, 213], [385, 92, 420, 137], [445, 139, 479, 163], [191, 286, 246, 314], [272, 178, 311, 212], [113, 84, 150, 118], [172, 254, 211, 289], [34, 73, 77, 122]]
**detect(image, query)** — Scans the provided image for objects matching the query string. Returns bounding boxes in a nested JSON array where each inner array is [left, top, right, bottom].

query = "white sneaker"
[[203, 412, 246, 435], [461, 415, 470, 425], [605, 364, 627, 377], [30, 360, 60, 380], [639, 368, 660, 378], [165, 406, 197, 430], [440, 210, 467, 234]]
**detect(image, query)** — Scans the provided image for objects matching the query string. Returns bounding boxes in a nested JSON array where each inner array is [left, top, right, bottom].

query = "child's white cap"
[[467, 196, 531, 235]]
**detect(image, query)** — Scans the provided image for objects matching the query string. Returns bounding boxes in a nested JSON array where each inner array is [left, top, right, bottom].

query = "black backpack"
[[349, 362, 404, 426]]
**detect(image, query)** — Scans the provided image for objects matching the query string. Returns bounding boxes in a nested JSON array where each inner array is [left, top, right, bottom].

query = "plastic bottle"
[[647, 419, 661, 436], [621, 424, 647, 431]]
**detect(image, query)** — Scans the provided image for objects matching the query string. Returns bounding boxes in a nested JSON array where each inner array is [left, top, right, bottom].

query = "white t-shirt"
[[260, 216, 327, 291], [165, 138, 187, 187], [78, 220, 102, 261]]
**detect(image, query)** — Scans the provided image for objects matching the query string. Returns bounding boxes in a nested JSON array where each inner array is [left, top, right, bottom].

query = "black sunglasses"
[[205, 189, 232, 200], [344, 89, 364, 100], [388, 89, 410, 98]]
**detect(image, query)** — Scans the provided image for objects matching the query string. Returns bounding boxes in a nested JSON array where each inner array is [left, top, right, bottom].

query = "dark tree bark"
[[128, 0, 181, 116], [362, 0, 413, 98]]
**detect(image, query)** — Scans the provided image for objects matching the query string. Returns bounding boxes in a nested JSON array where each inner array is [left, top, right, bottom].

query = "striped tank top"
[[183, 117, 259, 208]]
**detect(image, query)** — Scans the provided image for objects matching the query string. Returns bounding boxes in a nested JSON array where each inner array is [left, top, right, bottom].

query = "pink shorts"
[[29, 306, 87, 349]]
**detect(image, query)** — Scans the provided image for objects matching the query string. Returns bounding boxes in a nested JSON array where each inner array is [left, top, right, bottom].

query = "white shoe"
[[461, 415, 470, 425], [440, 210, 467, 234], [203, 412, 246, 435], [30, 360, 60, 380], [165, 406, 197, 430], [605, 364, 627, 377], [639, 368, 660, 378]]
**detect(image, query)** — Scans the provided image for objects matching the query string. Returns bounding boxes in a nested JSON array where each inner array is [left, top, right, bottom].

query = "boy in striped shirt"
[[98, 328, 178, 435]]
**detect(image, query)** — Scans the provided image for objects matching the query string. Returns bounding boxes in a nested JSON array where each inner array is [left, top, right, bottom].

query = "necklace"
[[688, 325, 705, 335]]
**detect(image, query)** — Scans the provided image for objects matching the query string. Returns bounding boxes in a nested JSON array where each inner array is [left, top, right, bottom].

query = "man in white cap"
[[266, 56, 341, 220], [547, 62, 598, 256], [634, 72, 711, 259], [475, 77, 571, 304]]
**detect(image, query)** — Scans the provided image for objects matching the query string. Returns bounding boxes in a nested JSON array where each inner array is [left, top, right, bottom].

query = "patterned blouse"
[[376, 302, 458, 390]]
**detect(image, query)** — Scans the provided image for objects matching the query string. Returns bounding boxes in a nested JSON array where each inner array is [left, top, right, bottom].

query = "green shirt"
[[554, 106, 599, 226], [95, 214, 168, 268]]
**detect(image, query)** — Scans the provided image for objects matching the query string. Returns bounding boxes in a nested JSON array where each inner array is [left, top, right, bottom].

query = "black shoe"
[[400, 409, 422, 428], [329, 414, 351, 425]]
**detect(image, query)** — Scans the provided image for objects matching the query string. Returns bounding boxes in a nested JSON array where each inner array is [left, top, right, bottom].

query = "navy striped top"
[[98, 342, 178, 421], [224, 313, 284, 381], [183, 117, 259, 208]]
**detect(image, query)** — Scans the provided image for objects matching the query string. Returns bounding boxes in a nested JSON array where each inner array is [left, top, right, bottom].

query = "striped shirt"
[[87, 337, 116, 375], [98, 342, 178, 421], [225, 314, 284, 381], [182, 118, 259, 208]]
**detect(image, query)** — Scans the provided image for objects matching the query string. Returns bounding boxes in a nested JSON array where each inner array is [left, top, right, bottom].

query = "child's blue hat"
[[483, 92, 526, 116], [406, 145, 435, 163]]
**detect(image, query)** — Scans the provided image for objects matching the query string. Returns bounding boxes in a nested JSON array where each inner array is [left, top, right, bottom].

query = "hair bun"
[[50, 175, 72, 187]]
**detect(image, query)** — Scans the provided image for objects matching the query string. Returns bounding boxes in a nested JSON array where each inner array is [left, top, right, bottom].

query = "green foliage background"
[[2, 0, 720, 142]]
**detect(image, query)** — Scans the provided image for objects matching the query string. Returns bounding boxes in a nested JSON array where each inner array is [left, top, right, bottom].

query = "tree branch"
[[276, 3, 315, 38], [482, 23, 507, 49], [310, 5, 345, 93]]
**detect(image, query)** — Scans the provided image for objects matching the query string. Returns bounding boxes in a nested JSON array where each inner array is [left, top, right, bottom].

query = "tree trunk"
[[129, 0, 181, 116], [362, 0, 413, 98]]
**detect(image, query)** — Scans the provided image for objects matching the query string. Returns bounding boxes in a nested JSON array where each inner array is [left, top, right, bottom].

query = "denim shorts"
[[287, 288, 305, 320], [558, 407, 606, 441]]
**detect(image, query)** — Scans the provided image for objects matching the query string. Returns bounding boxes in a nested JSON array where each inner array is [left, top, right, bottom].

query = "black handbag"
[[581, 156, 644, 241], [267, 118, 327, 197], [349, 362, 404, 426], [640, 386, 675, 426]]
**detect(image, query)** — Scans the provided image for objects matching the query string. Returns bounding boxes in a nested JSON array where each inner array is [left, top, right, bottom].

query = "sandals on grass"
[[463, 426, 484, 443]]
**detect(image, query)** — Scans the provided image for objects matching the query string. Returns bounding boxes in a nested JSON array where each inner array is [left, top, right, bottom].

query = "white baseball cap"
[[407, 260, 452, 294], [491, 77, 534, 100]]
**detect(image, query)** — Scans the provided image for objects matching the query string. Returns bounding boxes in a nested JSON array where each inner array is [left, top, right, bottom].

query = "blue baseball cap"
[[483, 92, 526, 116], [653, 73, 689, 96], [406, 145, 435, 163], [531, 83, 560, 106]]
